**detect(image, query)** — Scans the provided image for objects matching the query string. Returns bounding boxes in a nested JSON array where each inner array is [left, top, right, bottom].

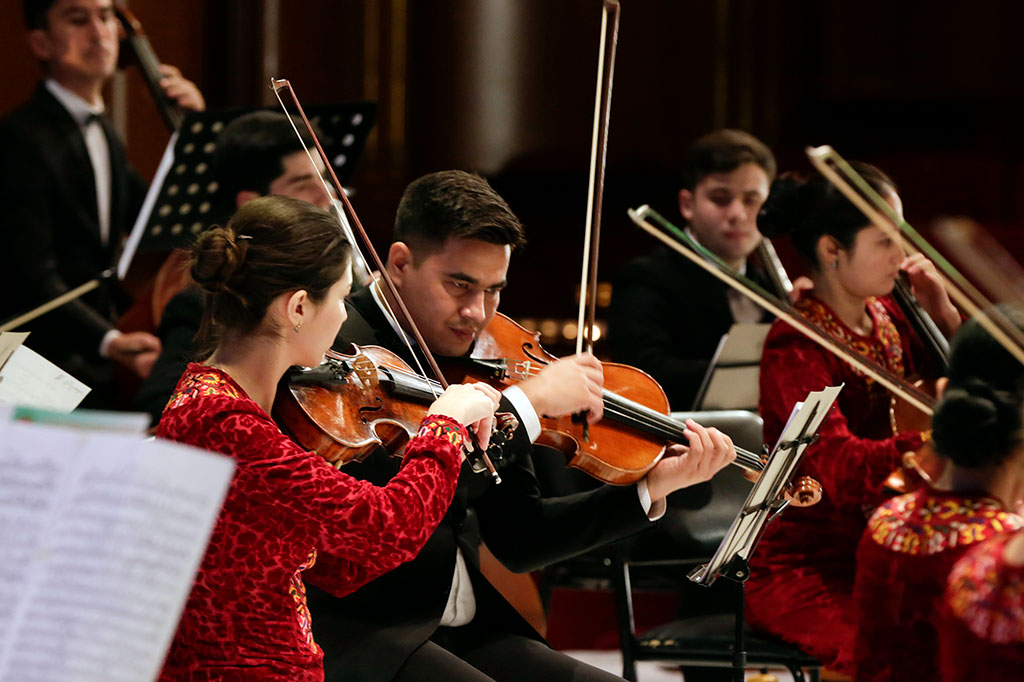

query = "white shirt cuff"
[[99, 328, 122, 358], [637, 478, 667, 521], [501, 384, 541, 443]]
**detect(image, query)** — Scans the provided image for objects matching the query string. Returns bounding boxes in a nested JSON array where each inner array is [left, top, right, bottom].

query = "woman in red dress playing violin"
[[156, 195, 501, 682], [747, 163, 961, 676], [853, 306, 1024, 682]]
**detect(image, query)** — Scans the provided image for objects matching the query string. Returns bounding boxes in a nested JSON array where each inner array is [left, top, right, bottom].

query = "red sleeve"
[[760, 327, 924, 512], [217, 409, 464, 597]]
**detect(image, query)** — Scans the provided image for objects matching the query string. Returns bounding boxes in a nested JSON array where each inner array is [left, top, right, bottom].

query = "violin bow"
[[270, 79, 501, 479], [806, 145, 1024, 366], [577, 0, 620, 359], [628, 205, 936, 415]]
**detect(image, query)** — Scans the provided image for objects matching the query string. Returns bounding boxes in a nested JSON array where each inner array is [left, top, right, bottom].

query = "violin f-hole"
[[358, 398, 384, 424], [522, 343, 548, 365]]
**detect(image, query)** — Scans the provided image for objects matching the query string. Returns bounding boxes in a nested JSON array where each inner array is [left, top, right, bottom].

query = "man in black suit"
[[609, 129, 778, 410], [0, 0, 203, 405], [307, 170, 737, 682]]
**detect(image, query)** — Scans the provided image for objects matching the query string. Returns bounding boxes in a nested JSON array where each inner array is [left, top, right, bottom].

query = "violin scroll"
[[784, 476, 823, 507]]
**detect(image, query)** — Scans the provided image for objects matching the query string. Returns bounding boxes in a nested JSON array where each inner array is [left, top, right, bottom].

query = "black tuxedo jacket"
[[0, 83, 146, 387], [608, 244, 773, 411], [307, 286, 655, 682]]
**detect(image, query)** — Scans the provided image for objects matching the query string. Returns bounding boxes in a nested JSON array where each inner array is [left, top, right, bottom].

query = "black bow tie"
[[84, 112, 102, 126]]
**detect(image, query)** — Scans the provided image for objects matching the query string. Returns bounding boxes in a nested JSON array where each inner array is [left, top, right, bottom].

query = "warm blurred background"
[[5, 0, 1024, 357]]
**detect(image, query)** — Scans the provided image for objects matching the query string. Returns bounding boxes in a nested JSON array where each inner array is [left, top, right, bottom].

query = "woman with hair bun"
[[853, 309, 1024, 682], [746, 163, 961, 676], [155, 195, 501, 682]]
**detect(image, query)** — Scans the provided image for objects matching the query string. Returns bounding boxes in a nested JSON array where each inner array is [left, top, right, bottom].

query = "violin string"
[[272, 83, 440, 401], [600, 402, 763, 471]]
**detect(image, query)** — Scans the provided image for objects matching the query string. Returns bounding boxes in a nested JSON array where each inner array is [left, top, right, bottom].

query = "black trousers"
[[393, 624, 625, 682]]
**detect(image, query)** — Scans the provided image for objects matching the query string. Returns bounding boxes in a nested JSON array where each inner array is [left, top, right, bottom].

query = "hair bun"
[[932, 377, 1021, 468], [757, 176, 806, 239], [191, 227, 249, 295]]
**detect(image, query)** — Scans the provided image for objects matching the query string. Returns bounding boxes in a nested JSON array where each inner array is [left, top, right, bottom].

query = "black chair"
[[610, 411, 823, 682]]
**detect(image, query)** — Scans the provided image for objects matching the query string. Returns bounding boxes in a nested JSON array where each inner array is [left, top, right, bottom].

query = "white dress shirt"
[[44, 79, 121, 357], [368, 280, 664, 626], [45, 79, 112, 246]]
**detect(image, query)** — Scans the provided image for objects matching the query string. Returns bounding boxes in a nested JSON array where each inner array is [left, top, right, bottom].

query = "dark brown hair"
[[681, 129, 777, 192], [757, 162, 897, 270], [192, 195, 350, 348], [933, 305, 1024, 468], [393, 170, 526, 259], [23, 0, 56, 30]]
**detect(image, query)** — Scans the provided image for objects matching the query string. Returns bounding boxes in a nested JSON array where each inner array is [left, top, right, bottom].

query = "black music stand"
[[687, 384, 844, 682], [117, 103, 376, 279]]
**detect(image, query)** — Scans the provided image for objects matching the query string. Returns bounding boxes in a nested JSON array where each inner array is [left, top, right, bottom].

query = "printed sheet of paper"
[[0, 421, 234, 682], [694, 323, 771, 411], [0, 336, 90, 412]]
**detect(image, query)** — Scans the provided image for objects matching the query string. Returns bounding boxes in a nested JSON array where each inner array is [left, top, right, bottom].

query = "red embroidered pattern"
[[165, 368, 241, 411], [795, 295, 905, 379], [948, 534, 1024, 644], [868, 491, 1024, 556], [289, 549, 318, 652], [155, 363, 463, 682], [417, 414, 468, 451]]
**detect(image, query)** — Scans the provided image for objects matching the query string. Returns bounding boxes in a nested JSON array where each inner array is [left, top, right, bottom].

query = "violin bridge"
[[508, 361, 532, 381], [351, 354, 379, 389]]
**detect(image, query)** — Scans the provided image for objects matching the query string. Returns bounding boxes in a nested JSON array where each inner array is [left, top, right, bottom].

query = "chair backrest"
[[624, 410, 762, 562]]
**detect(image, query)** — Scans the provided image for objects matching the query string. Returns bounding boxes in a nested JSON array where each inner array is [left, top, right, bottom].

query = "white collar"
[[45, 78, 105, 126]]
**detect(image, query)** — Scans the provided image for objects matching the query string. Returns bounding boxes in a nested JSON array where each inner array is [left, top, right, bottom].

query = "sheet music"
[[0, 421, 234, 682], [0, 345, 90, 413]]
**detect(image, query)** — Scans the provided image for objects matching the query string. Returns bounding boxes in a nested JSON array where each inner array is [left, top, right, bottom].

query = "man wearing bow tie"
[[0, 0, 204, 406]]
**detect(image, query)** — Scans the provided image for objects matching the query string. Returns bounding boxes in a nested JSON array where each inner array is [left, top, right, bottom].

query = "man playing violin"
[[0, 0, 204, 407], [307, 169, 738, 682], [609, 129, 778, 409]]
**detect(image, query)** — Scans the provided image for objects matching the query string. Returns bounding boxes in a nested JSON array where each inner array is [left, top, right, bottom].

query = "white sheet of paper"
[[0, 346, 90, 413], [0, 422, 234, 682], [696, 323, 771, 411], [716, 323, 771, 364]]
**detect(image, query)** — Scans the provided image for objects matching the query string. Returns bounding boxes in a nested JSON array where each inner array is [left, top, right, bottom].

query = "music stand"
[[688, 384, 844, 681], [118, 103, 377, 279]]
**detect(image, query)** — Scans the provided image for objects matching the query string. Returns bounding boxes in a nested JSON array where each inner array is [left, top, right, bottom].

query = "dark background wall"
[[4, 0, 1023, 354]]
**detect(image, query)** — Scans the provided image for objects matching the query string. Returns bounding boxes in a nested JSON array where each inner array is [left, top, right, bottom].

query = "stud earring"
[[294, 322, 302, 332]]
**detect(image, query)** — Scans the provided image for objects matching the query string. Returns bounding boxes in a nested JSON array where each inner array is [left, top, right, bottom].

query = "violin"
[[273, 345, 519, 470], [444, 313, 799, 489], [884, 274, 951, 492]]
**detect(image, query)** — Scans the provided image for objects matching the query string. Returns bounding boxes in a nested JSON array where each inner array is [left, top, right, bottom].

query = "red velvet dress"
[[852, 487, 1023, 681], [155, 364, 464, 682], [747, 295, 926, 674], [941, 530, 1024, 681]]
